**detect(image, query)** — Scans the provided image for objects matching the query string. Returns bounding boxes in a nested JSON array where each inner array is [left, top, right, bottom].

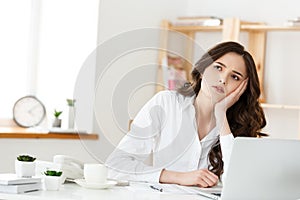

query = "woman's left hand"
[[214, 78, 248, 131]]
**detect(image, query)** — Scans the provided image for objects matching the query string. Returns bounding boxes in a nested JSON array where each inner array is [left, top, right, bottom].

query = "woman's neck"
[[194, 91, 216, 140], [194, 91, 214, 116]]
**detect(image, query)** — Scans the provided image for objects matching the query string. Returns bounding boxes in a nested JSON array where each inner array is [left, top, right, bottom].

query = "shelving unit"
[[156, 17, 300, 102], [0, 127, 99, 140]]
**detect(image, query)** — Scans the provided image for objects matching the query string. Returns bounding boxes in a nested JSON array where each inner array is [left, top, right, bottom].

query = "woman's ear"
[[184, 82, 192, 88]]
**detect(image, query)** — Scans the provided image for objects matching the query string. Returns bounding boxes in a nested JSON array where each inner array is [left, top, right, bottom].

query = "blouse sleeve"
[[105, 92, 168, 183], [220, 134, 234, 184]]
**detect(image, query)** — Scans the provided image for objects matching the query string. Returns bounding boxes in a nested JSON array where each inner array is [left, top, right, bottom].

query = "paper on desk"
[[127, 182, 222, 195], [180, 184, 222, 194], [127, 182, 186, 194]]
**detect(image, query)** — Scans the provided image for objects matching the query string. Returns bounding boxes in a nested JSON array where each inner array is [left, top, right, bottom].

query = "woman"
[[106, 41, 266, 187]]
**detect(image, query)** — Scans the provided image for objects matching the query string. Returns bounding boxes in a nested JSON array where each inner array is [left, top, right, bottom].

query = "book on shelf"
[[172, 16, 222, 26], [0, 173, 41, 185], [177, 16, 221, 20], [286, 17, 300, 26], [286, 21, 300, 26], [0, 182, 41, 194]]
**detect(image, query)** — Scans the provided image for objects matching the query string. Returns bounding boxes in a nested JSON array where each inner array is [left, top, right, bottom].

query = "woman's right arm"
[[105, 92, 167, 183], [105, 132, 162, 182]]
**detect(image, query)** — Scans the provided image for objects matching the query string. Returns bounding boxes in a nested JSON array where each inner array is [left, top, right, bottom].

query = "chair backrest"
[[128, 119, 133, 131], [128, 119, 153, 166]]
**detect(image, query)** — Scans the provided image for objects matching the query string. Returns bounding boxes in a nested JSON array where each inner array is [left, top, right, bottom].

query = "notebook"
[[0, 174, 41, 185], [0, 174, 42, 194], [195, 137, 300, 200], [0, 182, 41, 194]]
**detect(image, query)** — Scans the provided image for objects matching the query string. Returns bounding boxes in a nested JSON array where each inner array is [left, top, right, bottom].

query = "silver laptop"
[[192, 137, 300, 200]]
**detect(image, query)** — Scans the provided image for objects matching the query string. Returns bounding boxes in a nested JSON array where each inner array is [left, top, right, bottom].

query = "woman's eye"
[[214, 65, 222, 71], [232, 75, 240, 81]]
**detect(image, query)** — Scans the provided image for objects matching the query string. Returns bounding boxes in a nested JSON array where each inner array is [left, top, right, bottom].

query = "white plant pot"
[[52, 118, 62, 128], [15, 160, 36, 178], [44, 176, 62, 191], [68, 106, 75, 129]]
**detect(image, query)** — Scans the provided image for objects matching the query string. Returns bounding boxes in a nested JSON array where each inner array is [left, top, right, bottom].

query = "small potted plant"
[[15, 154, 36, 178], [52, 109, 63, 128], [43, 170, 63, 191]]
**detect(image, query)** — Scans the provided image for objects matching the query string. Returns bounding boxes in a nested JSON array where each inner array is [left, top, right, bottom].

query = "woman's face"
[[201, 52, 248, 103]]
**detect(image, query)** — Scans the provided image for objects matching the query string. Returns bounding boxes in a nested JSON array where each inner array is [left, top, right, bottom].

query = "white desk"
[[0, 182, 212, 200]]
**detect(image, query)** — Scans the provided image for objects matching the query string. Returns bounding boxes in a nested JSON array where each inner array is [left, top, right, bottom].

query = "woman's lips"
[[212, 86, 225, 94]]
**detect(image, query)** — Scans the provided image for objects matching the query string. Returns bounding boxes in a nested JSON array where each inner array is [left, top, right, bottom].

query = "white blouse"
[[106, 90, 234, 183]]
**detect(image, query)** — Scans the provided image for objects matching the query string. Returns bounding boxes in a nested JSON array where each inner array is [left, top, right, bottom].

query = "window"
[[0, 0, 99, 130], [0, 0, 31, 119]]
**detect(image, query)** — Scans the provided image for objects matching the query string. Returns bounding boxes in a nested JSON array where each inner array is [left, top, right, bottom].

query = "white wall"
[[186, 0, 300, 139], [0, 139, 98, 173], [91, 0, 189, 163]]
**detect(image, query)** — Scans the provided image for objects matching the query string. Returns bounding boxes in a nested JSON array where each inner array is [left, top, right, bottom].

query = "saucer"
[[74, 179, 117, 189]]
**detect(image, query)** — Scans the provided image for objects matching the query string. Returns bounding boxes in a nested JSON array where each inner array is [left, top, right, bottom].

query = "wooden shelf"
[[169, 24, 300, 32], [241, 25, 300, 31], [0, 127, 99, 140], [262, 103, 300, 110]]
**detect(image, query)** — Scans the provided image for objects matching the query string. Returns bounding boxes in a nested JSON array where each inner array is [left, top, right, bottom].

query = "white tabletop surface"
[[0, 182, 213, 200]]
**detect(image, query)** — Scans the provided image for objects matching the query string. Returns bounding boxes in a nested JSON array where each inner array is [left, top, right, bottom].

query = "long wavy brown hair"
[[178, 41, 266, 178]]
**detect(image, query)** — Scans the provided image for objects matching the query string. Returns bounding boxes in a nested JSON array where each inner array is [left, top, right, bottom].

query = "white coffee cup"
[[84, 163, 107, 184]]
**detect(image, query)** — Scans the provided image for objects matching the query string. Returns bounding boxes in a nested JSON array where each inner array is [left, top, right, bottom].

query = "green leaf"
[[44, 170, 63, 176], [54, 109, 63, 118], [17, 155, 36, 162], [66, 99, 76, 106]]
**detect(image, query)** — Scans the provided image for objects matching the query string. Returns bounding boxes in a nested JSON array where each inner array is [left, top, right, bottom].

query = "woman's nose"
[[219, 78, 226, 85], [218, 72, 229, 85]]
